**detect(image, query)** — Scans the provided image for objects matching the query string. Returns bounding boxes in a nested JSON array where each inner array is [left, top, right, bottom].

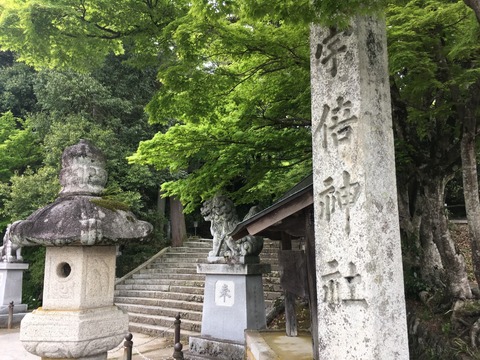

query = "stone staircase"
[[114, 238, 282, 339]]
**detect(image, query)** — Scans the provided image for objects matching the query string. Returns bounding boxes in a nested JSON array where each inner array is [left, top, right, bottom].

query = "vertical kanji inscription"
[[315, 27, 353, 77], [314, 96, 358, 149]]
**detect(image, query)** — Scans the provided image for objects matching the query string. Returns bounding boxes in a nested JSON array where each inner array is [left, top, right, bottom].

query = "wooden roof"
[[229, 174, 313, 240]]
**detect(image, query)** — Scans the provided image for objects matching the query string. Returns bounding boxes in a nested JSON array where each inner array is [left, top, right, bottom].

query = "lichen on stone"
[[89, 198, 130, 212]]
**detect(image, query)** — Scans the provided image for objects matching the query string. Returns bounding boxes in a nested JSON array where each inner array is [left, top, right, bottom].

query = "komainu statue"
[[1, 221, 23, 262], [201, 195, 263, 262]]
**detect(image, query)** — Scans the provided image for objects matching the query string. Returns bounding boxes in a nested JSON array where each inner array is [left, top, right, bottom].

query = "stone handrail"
[[115, 246, 171, 285]]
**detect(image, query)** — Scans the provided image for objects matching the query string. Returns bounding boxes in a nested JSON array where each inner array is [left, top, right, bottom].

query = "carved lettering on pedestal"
[[318, 171, 361, 234], [315, 27, 353, 77], [322, 260, 367, 308], [215, 280, 234, 307], [314, 96, 358, 150]]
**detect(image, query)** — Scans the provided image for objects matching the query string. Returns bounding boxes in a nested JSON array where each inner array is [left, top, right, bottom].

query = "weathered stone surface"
[[0, 262, 29, 327], [10, 140, 151, 359], [310, 16, 409, 359], [59, 139, 107, 196], [20, 306, 128, 359], [1, 222, 23, 262], [201, 195, 263, 262], [10, 140, 152, 247], [198, 264, 269, 344], [188, 335, 245, 360], [43, 246, 116, 310], [10, 196, 152, 246], [0, 262, 28, 305]]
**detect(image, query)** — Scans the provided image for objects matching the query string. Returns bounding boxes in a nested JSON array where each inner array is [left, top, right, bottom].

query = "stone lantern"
[[9, 140, 152, 360]]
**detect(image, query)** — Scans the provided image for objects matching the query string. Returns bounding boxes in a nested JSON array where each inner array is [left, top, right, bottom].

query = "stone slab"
[[188, 335, 245, 360], [43, 246, 116, 310], [0, 262, 28, 306], [200, 271, 267, 343], [0, 304, 27, 314], [0, 312, 28, 328], [0, 262, 29, 270], [20, 305, 128, 359]]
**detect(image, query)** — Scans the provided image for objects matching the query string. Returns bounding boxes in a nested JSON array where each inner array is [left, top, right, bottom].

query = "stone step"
[[116, 303, 203, 322], [128, 312, 201, 333], [139, 267, 198, 274], [116, 283, 171, 291], [123, 278, 205, 287], [128, 321, 197, 341], [263, 276, 281, 285], [147, 262, 198, 269], [169, 247, 211, 253], [132, 273, 205, 281], [169, 285, 205, 294], [262, 283, 283, 292], [114, 290, 204, 302], [117, 284, 205, 294], [115, 297, 204, 312], [160, 253, 208, 260], [183, 240, 212, 247]]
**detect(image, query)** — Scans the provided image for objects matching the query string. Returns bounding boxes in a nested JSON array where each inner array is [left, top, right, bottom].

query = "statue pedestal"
[[188, 262, 270, 360], [0, 262, 29, 327], [19, 246, 128, 359]]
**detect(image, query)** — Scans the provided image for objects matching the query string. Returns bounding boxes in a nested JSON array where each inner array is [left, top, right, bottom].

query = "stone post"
[[10, 140, 152, 360], [0, 262, 29, 327], [310, 16, 409, 359]]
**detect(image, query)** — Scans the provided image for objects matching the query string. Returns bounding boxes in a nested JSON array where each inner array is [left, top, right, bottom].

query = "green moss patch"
[[90, 197, 130, 212]]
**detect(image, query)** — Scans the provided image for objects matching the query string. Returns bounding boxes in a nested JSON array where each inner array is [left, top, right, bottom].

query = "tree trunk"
[[461, 113, 480, 288], [397, 179, 444, 287], [464, 0, 480, 23], [420, 176, 472, 299], [170, 196, 187, 247], [157, 188, 167, 239], [157, 188, 166, 216]]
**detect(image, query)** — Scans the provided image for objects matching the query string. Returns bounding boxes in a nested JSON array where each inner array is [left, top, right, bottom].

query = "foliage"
[[21, 246, 45, 309], [0, 166, 59, 222], [0, 0, 189, 70], [129, 4, 313, 211], [0, 54, 37, 116], [0, 112, 41, 183], [312, 0, 390, 27], [388, 0, 480, 178]]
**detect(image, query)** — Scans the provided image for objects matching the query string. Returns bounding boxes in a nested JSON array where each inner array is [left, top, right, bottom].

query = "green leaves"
[[0, 112, 41, 182], [129, 7, 312, 211], [387, 0, 480, 178], [0, 0, 188, 70]]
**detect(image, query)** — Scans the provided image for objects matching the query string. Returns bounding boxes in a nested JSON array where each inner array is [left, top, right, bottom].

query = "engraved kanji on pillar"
[[315, 27, 353, 78]]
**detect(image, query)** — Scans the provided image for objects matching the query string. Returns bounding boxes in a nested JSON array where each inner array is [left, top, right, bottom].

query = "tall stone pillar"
[[310, 16, 409, 359]]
